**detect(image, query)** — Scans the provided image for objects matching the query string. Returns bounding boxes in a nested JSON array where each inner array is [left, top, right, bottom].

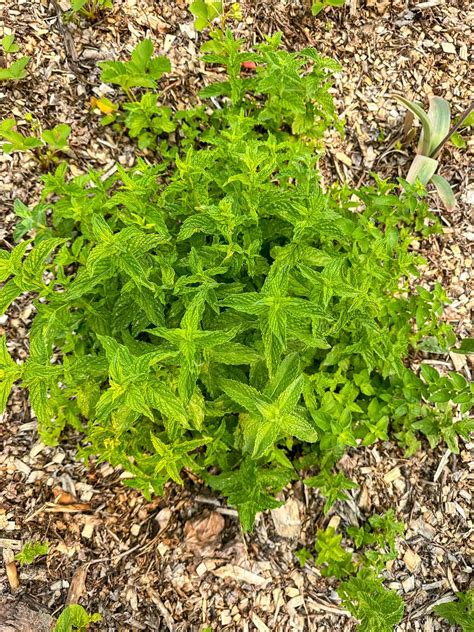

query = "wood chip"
[[441, 42, 456, 55], [403, 548, 421, 572], [212, 564, 270, 587], [66, 564, 88, 605], [270, 498, 301, 539], [383, 466, 401, 483], [251, 612, 270, 632], [3, 550, 19, 593]]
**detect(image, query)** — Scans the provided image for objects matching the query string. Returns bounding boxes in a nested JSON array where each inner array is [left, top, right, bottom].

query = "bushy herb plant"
[[0, 31, 472, 533]]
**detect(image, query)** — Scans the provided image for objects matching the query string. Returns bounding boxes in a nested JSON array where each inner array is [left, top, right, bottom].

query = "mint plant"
[[298, 511, 406, 630], [338, 573, 405, 632], [0, 32, 472, 533], [434, 590, 474, 632]]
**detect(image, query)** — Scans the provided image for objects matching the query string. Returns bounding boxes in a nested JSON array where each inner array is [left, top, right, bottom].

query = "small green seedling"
[[190, 1, 241, 31], [54, 604, 102, 632], [310, 512, 406, 630], [122, 93, 176, 150], [15, 540, 49, 566], [70, 0, 112, 20], [305, 468, 358, 514], [1, 34, 21, 53], [312, 0, 345, 16], [99, 39, 170, 99], [0, 34, 29, 81], [338, 573, 405, 632], [450, 109, 474, 149], [0, 118, 71, 168], [394, 95, 473, 210], [96, 42, 176, 152]]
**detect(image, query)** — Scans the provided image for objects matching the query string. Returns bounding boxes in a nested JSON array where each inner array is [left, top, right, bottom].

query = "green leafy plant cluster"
[[54, 604, 102, 632], [296, 510, 406, 631], [91, 39, 178, 152], [0, 34, 29, 81], [434, 590, 474, 632], [14, 539, 49, 566], [0, 117, 71, 168], [69, 0, 112, 21], [190, 0, 242, 31], [312, 0, 345, 17], [0, 30, 472, 536]]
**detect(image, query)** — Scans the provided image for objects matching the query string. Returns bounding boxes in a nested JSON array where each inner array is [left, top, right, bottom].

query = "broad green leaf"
[[0, 279, 21, 316], [452, 338, 474, 354], [130, 38, 154, 72], [41, 124, 71, 151], [405, 154, 438, 185], [1, 34, 20, 53], [220, 378, 267, 415], [434, 590, 474, 632], [338, 574, 405, 632], [431, 174, 456, 210], [393, 94, 433, 155], [54, 604, 102, 632], [0, 56, 30, 81], [424, 96, 451, 156]]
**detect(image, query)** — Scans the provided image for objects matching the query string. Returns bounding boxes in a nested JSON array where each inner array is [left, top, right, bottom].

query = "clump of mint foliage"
[[339, 573, 405, 632], [434, 590, 474, 632], [296, 510, 406, 631], [0, 31, 472, 533]]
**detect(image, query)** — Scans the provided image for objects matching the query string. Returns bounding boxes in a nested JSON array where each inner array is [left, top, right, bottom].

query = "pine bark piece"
[[0, 597, 54, 632]]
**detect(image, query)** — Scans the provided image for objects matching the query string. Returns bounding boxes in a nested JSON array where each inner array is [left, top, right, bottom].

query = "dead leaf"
[[52, 486, 76, 505], [270, 498, 301, 539], [184, 511, 225, 551]]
